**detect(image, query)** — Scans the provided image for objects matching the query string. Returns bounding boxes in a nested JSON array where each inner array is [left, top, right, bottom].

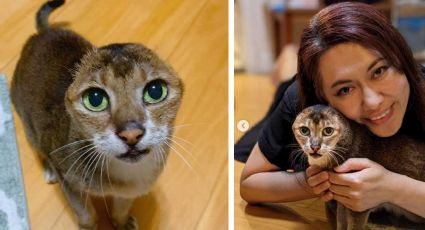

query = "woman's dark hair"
[[297, 1, 425, 130]]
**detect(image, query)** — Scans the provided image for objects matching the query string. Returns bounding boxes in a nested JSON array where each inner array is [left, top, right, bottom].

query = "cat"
[[10, 0, 183, 229], [292, 105, 425, 230]]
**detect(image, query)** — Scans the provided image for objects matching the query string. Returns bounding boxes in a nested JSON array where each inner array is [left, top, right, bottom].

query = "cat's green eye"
[[143, 80, 168, 104], [323, 127, 334, 136], [82, 88, 109, 112], [299, 126, 310, 136]]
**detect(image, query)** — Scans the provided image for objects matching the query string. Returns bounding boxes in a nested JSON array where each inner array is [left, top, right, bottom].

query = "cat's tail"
[[36, 0, 65, 31]]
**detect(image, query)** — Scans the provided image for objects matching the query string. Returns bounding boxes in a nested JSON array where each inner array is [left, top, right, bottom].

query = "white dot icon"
[[237, 120, 249, 132]]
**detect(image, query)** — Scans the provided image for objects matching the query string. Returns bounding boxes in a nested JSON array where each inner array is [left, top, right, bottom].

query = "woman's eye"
[[299, 126, 310, 136], [143, 80, 168, 104], [373, 66, 388, 79], [82, 88, 109, 112], [323, 127, 334, 136], [336, 87, 352, 96]]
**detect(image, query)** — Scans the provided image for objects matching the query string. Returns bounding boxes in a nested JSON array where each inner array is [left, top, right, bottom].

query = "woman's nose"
[[362, 87, 383, 110]]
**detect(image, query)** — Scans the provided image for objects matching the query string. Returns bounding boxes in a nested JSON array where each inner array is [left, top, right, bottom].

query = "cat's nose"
[[117, 121, 145, 146], [310, 145, 321, 152], [118, 129, 144, 145]]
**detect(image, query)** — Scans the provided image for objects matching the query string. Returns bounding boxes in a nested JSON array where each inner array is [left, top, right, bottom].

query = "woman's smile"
[[361, 103, 394, 126]]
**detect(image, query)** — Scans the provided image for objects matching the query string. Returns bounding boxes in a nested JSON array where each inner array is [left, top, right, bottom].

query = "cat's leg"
[[325, 201, 337, 230], [347, 209, 370, 230], [336, 203, 348, 230], [61, 181, 97, 229], [111, 196, 138, 230]]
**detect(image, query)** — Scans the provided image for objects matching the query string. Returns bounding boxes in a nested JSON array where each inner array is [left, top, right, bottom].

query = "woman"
[[239, 1, 425, 225]]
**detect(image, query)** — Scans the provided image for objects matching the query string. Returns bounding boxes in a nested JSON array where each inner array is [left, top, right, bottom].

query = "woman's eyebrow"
[[331, 79, 351, 89], [367, 57, 384, 72], [330, 57, 385, 89]]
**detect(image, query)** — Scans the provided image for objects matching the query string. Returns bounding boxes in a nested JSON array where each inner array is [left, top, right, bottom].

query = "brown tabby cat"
[[292, 105, 425, 230], [11, 0, 183, 229]]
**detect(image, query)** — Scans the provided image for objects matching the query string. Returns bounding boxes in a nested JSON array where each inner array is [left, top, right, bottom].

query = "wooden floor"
[[1, 0, 228, 229], [234, 74, 331, 230]]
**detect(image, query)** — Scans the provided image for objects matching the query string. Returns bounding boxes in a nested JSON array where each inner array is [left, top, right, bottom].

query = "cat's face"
[[292, 105, 350, 168], [65, 44, 183, 164]]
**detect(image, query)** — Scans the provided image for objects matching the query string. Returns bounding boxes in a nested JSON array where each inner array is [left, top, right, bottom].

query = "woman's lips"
[[363, 104, 394, 126]]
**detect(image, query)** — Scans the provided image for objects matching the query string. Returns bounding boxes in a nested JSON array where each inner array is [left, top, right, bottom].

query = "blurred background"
[[235, 0, 425, 76]]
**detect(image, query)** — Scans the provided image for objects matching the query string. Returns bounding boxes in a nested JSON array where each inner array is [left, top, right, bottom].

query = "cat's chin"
[[309, 153, 322, 159], [117, 148, 150, 163]]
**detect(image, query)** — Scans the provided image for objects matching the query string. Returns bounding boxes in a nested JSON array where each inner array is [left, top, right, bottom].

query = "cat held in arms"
[[11, 0, 183, 229], [292, 105, 425, 230]]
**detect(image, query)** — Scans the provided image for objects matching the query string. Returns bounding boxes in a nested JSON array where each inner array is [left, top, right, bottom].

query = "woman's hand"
[[306, 165, 333, 202], [329, 158, 394, 212]]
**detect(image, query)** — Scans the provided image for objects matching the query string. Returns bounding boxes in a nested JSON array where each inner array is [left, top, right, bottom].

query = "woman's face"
[[319, 43, 410, 137]]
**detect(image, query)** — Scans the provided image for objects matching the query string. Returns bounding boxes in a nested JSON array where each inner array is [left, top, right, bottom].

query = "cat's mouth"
[[309, 153, 322, 159], [117, 148, 150, 162]]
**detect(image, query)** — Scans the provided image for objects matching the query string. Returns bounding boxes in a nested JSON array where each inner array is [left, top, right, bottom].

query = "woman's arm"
[[391, 172, 425, 218], [240, 143, 332, 204], [329, 158, 425, 218]]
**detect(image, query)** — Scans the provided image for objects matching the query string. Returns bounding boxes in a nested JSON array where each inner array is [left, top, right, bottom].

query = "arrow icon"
[[237, 120, 249, 132]]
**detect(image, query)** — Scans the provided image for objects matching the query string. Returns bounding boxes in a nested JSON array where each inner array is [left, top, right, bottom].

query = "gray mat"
[[0, 75, 30, 230]]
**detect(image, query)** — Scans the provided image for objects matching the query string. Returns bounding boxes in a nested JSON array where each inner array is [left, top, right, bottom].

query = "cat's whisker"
[[153, 148, 159, 169], [56, 63, 78, 76], [159, 145, 167, 168], [160, 146, 167, 168], [86, 151, 102, 209], [59, 143, 95, 164], [80, 151, 101, 199], [289, 151, 299, 164], [155, 147, 162, 169], [99, 154, 111, 217], [291, 154, 306, 168], [324, 154, 332, 169], [289, 148, 303, 154], [291, 148, 304, 157], [154, 147, 164, 170], [289, 147, 303, 155], [328, 150, 338, 163], [165, 137, 198, 164], [302, 153, 308, 169], [328, 152, 339, 167], [88, 151, 103, 189], [75, 150, 98, 199], [334, 146, 348, 151], [289, 149, 305, 168], [333, 147, 348, 155], [105, 154, 115, 194], [82, 151, 100, 187], [163, 140, 195, 173], [49, 139, 93, 155], [173, 122, 209, 130], [330, 150, 345, 163], [169, 134, 194, 147], [58, 143, 96, 191], [63, 146, 97, 179], [334, 153, 345, 163], [60, 147, 96, 191]]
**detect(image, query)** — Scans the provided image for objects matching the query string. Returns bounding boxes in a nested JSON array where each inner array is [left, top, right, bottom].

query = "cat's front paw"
[[44, 167, 58, 184], [112, 216, 138, 230]]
